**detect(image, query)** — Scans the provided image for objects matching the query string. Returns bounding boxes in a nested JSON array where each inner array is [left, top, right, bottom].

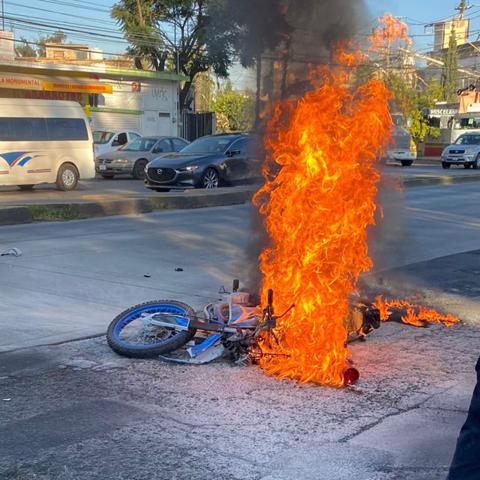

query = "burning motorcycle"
[[106, 280, 382, 377]]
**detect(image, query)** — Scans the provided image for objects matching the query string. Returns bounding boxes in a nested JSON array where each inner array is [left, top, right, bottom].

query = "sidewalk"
[[0, 184, 256, 225]]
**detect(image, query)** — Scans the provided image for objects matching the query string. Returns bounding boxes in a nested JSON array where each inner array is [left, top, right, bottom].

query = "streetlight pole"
[[2, 0, 5, 31]]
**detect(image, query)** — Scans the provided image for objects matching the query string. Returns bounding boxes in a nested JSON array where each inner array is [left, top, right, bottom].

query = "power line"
[[2, 14, 169, 50], [36, 0, 111, 14], [8, 0, 118, 27]]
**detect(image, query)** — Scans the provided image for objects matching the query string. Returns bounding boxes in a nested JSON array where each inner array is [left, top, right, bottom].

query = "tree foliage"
[[213, 82, 255, 132], [386, 73, 442, 142], [443, 28, 459, 103], [15, 38, 37, 58], [112, 0, 290, 114], [112, 0, 239, 110]]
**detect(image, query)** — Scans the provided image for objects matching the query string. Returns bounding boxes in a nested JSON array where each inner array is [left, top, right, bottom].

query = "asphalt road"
[[2, 181, 480, 352], [2, 182, 480, 479]]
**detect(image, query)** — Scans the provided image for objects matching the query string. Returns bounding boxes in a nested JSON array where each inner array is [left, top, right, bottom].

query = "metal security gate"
[[90, 112, 142, 134], [180, 111, 215, 141]]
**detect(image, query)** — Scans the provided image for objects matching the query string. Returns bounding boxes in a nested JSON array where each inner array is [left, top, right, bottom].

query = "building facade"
[[0, 56, 188, 137]]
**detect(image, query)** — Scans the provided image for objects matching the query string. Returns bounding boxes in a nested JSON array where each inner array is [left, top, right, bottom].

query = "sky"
[[3, 0, 480, 57]]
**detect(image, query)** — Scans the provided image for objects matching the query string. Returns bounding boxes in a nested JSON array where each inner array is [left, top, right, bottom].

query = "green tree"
[[15, 38, 37, 58], [112, 0, 239, 111], [442, 27, 459, 103], [213, 82, 255, 132], [36, 31, 67, 57], [386, 74, 442, 142]]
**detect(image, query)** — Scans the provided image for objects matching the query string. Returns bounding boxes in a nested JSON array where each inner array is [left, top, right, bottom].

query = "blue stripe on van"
[[0, 151, 40, 167], [0, 151, 27, 166]]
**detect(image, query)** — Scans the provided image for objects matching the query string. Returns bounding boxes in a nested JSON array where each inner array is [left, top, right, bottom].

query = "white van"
[[0, 99, 95, 191]]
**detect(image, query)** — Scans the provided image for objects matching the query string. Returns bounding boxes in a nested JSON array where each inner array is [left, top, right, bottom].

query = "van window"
[[46, 118, 88, 141], [0, 117, 88, 141], [0, 118, 48, 141]]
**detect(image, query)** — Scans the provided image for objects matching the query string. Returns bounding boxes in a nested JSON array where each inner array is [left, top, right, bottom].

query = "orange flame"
[[373, 297, 459, 328], [369, 13, 410, 51], [253, 49, 393, 387]]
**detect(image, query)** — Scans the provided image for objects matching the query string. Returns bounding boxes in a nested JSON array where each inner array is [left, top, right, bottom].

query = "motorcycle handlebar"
[[267, 289, 273, 308]]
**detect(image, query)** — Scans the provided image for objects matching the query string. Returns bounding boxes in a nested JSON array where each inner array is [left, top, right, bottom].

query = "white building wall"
[[96, 78, 178, 137]]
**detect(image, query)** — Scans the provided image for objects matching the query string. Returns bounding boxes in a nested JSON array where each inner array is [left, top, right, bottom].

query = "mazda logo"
[[156, 169, 163, 175]]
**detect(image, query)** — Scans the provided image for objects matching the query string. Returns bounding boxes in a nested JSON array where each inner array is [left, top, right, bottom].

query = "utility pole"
[[456, 0, 469, 19], [2, 0, 5, 31]]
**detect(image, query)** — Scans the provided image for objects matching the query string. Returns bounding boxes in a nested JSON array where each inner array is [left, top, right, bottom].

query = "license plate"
[[99, 165, 107, 171]]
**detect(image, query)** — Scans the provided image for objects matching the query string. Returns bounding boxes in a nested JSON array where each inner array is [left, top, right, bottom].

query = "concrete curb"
[[0, 188, 255, 225], [0, 173, 479, 226]]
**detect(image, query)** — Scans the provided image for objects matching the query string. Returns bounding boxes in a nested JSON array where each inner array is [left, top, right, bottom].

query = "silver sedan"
[[96, 136, 189, 179]]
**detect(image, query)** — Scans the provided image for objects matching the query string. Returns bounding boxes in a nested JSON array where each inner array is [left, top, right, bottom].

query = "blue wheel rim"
[[112, 303, 190, 350]]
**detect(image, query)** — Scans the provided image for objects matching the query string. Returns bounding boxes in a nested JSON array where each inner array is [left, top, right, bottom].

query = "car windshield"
[[121, 138, 158, 152], [93, 131, 115, 144], [180, 136, 235, 154], [455, 135, 480, 145]]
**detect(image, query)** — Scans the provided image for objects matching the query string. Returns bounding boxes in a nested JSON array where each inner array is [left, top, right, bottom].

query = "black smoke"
[[226, 0, 371, 293]]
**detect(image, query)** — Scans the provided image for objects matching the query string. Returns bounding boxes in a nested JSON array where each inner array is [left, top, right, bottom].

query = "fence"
[[180, 111, 215, 141]]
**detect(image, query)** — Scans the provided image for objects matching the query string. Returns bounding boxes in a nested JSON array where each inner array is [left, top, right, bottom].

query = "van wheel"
[[401, 160, 413, 167], [18, 185, 35, 191], [442, 162, 451, 169], [101, 174, 115, 179], [56, 163, 79, 191], [133, 159, 148, 180]]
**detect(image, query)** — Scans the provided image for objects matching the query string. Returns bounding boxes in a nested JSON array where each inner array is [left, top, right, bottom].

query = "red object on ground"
[[343, 367, 360, 386]]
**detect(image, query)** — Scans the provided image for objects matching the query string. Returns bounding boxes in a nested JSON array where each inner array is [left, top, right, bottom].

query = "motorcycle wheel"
[[107, 300, 197, 358]]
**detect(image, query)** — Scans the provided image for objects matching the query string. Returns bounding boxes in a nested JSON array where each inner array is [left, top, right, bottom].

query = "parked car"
[[96, 136, 189, 179], [0, 99, 94, 191], [93, 130, 141, 157], [387, 125, 417, 167], [441, 133, 480, 169], [145, 133, 259, 191]]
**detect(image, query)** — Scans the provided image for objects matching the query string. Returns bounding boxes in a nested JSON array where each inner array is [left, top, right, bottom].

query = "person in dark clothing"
[[448, 357, 480, 479]]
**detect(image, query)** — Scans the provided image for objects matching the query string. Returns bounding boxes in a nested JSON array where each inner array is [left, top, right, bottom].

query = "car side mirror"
[[227, 149, 241, 157], [112, 140, 120, 147], [152, 147, 164, 154]]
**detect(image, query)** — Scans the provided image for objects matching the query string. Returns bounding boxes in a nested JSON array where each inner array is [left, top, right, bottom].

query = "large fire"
[[253, 50, 392, 387], [253, 47, 458, 387]]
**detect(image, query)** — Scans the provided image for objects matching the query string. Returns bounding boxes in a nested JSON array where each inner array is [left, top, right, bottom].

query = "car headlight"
[[114, 159, 129, 164], [178, 165, 199, 172], [465, 154, 475, 161]]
